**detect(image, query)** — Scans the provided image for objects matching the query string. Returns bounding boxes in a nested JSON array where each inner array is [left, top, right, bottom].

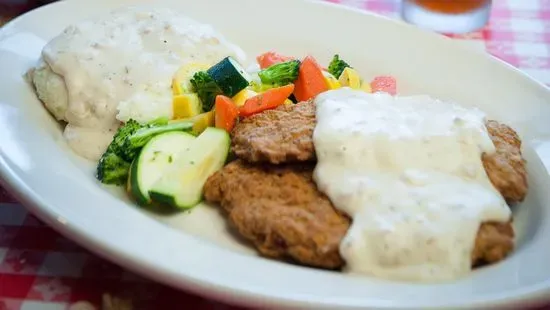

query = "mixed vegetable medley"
[[96, 51, 397, 210]]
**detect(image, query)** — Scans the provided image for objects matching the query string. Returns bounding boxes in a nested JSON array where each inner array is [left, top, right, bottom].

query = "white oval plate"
[[2, 0, 550, 309]]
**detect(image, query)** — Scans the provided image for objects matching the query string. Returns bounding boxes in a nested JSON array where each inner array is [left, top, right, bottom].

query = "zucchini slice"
[[128, 131, 195, 206], [207, 56, 250, 97], [149, 127, 230, 209]]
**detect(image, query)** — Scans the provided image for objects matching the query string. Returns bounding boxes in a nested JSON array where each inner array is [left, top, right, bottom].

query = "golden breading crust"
[[483, 120, 528, 203], [204, 160, 515, 269], [231, 100, 316, 164], [231, 101, 528, 203], [473, 221, 515, 266], [204, 160, 349, 269]]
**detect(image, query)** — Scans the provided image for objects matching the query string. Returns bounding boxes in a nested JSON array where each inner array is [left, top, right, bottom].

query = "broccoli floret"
[[96, 152, 131, 186], [96, 118, 195, 185], [328, 54, 351, 79], [258, 60, 300, 87], [147, 117, 170, 126], [96, 119, 144, 185], [249, 72, 275, 93], [106, 119, 143, 160], [190, 71, 223, 112], [249, 80, 278, 93], [121, 121, 194, 160]]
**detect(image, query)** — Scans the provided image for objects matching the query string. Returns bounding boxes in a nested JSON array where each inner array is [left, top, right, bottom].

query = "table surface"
[[1, 0, 550, 309]]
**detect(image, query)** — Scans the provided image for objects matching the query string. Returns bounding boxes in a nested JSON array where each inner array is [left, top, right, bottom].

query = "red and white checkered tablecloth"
[[0, 0, 549, 309]]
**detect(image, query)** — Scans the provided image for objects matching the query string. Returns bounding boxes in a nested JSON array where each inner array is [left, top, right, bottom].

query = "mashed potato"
[[30, 6, 245, 161]]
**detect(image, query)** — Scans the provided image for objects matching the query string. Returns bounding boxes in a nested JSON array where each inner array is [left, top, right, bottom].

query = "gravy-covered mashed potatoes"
[[29, 7, 244, 160]]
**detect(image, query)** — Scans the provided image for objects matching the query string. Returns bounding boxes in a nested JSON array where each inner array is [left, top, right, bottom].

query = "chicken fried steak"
[[483, 120, 528, 203], [231, 100, 316, 164], [204, 160, 516, 269], [230, 101, 528, 203], [204, 160, 349, 269]]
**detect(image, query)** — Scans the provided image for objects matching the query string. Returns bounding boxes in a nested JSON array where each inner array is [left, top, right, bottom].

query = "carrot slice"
[[257, 51, 294, 69], [371, 76, 397, 95], [239, 84, 295, 117], [214, 95, 240, 132], [293, 55, 329, 102]]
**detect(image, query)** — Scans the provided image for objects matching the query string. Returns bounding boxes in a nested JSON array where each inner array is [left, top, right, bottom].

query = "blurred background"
[[0, 0, 496, 34], [1, 0, 56, 24], [0, 0, 493, 33]]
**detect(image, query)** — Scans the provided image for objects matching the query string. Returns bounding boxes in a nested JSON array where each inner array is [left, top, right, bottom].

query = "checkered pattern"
[[0, 202, 248, 310], [329, 0, 550, 85], [0, 201, 249, 310], [1, 0, 549, 309]]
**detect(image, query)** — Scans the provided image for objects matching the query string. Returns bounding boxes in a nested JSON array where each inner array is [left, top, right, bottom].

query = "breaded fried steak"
[[203, 160, 515, 270], [204, 160, 349, 269], [231, 100, 316, 164], [483, 120, 528, 203], [230, 101, 528, 203]]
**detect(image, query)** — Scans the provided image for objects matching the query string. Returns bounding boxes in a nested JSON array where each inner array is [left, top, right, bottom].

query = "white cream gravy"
[[40, 7, 243, 160], [313, 88, 511, 281]]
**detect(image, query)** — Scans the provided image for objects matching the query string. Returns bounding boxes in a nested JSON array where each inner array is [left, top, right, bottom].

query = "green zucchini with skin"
[[207, 56, 251, 97], [128, 131, 195, 206], [148, 127, 230, 209]]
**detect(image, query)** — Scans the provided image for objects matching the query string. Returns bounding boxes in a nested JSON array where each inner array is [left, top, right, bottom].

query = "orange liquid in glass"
[[413, 0, 489, 14]]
